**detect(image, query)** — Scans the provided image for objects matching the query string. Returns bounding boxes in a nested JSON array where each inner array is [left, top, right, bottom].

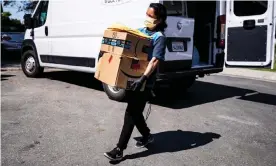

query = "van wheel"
[[21, 50, 44, 78], [102, 83, 126, 102]]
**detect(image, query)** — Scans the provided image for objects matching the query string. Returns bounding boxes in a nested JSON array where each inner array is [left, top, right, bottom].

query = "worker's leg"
[[116, 91, 149, 149], [104, 90, 152, 161]]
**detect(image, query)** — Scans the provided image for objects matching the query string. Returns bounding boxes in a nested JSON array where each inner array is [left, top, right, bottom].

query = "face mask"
[[144, 16, 157, 29]]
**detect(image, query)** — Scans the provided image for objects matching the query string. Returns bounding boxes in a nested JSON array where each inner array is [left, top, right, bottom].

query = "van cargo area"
[[188, 1, 216, 67], [163, 1, 217, 69]]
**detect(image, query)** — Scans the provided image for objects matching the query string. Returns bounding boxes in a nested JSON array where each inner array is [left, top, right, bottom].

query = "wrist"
[[141, 75, 148, 82]]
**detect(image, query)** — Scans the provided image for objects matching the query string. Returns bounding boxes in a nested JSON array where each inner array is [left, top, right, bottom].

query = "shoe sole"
[[135, 137, 154, 148], [104, 153, 123, 161]]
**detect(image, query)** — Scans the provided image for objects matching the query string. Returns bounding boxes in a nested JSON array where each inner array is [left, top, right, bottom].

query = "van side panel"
[[29, 0, 51, 66], [45, 0, 153, 73]]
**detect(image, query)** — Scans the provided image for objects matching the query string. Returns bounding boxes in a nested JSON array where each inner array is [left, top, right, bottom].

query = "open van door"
[[160, 1, 195, 72], [225, 0, 275, 69]]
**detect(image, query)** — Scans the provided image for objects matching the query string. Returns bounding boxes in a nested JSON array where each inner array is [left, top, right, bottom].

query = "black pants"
[[117, 89, 151, 150]]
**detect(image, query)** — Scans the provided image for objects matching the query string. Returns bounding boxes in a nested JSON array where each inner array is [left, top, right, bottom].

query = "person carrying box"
[[104, 3, 168, 161]]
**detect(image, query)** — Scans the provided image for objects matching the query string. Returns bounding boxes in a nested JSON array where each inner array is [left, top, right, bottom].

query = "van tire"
[[102, 83, 126, 102], [21, 50, 44, 78]]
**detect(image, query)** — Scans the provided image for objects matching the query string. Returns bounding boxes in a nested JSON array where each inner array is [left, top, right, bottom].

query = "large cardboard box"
[[101, 30, 151, 61], [95, 53, 149, 90]]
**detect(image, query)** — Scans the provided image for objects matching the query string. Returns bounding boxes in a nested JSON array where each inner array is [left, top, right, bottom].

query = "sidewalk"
[[217, 68, 276, 82]]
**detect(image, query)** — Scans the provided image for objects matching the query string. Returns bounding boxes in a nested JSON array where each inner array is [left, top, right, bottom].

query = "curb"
[[216, 73, 276, 83], [215, 68, 276, 83]]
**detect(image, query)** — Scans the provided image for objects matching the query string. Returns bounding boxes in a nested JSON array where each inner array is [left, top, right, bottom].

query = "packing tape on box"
[[102, 37, 132, 49], [102, 36, 151, 59]]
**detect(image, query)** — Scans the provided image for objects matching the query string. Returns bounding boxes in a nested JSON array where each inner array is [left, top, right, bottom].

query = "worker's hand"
[[130, 75, 148, 91]]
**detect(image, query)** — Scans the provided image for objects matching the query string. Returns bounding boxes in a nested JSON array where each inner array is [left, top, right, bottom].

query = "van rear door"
[[160, 1, 195, 72], [225, 0, 275, 69]]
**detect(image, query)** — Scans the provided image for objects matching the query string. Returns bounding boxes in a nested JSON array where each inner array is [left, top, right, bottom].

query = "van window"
[[163, 1, 187, 17], [33, 0, 49, 28], [234, 1, 267, 17]]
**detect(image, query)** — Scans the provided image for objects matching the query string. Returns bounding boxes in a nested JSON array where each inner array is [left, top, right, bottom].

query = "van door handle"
[[243, 20, 255, 30], [45, 26, 48, 36]]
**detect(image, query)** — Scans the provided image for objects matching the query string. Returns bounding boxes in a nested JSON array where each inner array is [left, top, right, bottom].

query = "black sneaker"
[[135, 134, 154, 148], [104, 147, 123, 161]]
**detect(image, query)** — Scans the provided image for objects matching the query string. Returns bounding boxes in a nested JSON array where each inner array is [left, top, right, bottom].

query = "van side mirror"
[[24, 14, 33, 29]]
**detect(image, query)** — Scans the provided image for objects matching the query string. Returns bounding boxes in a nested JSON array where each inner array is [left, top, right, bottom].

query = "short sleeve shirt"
[[137, 27, 167, 88], [137, 27, 166, 61]]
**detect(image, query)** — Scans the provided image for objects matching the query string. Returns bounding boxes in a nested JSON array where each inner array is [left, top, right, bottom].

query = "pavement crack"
[[20, 141, 40, 152]]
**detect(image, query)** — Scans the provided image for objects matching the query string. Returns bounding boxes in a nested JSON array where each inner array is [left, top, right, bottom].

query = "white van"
[[21, 0, 275, 101]]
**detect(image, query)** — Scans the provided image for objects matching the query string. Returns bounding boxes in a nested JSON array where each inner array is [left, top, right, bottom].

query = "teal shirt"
[[137, 27, 166, 88], [137, 27, 166, 61]]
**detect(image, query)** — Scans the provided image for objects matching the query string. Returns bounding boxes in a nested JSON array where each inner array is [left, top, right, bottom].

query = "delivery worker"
[[104, 3, 167, 161]]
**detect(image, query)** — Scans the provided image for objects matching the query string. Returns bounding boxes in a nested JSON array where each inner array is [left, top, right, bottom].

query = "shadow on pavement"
[[40, 70, 276, 108], [110, 130, 221, 164], [150, 81, 253, 109], [41, 70, 104, 91], [1, 74, 15, 81], [1, 51, 21, 68], [151, 80, 276, 108], [238, 92, 276, 107]]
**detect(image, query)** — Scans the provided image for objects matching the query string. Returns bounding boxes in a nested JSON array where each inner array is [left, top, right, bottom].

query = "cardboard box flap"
[[107, 23, 151, 39], [95, 53, 120, 86]]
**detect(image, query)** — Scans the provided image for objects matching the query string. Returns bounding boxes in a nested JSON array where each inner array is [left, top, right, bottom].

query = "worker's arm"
[[143, 57, 160, 77], [144, 36, 166, 77], [130, 36, 166, 91]]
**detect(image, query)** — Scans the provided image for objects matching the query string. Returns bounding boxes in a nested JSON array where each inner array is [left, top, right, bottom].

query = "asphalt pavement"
[[1, 69, 276, 166]]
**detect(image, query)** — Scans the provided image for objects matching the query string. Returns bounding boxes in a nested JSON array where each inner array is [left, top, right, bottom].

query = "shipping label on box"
[[101, 30, 151, 61], [95, 53, 148, 91]]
